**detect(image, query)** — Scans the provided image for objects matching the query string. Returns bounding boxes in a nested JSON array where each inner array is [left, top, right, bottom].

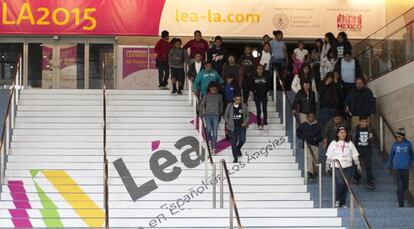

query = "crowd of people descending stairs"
[[154, 29, 414, 208]]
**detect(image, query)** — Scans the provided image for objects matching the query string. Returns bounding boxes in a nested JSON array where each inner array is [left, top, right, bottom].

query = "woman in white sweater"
[[325, 126, 361, 207]]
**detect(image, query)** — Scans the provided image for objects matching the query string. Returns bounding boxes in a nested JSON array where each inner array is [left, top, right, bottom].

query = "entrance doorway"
[[28, 43, 85, 89], [23, 37, 115, 89]]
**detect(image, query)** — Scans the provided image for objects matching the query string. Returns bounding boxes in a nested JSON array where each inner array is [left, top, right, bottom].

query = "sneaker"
[[263, 125, 268, 132], [335, 201, 340, 208], [258, 125, 263, 130], [233, 158, 238, 163], [366, 181, 376, 191], [171, 89, 177, 94], [177, 90, 183, 95]]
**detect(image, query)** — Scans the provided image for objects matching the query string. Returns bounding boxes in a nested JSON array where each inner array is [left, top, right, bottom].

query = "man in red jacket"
[[184, 30, 210, 62], [154, 30, 173, 89]]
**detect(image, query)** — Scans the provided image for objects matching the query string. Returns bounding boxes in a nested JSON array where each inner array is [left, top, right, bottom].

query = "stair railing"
[[102, 62, 109, 228], [0, 55, 22, 194], [331, 159, 372, 229], [219, 159, 242, 229], [353, 7, 414, 81]]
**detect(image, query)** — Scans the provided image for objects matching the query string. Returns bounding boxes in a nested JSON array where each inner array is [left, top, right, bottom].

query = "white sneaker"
[[335, 201, 340, 208], [258, 125, 263, 130], [263, 125, 268, 132]]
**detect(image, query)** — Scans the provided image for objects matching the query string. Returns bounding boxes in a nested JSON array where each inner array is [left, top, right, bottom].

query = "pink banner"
[[0, 0, 165, 35], [122, 48, 148, 79]]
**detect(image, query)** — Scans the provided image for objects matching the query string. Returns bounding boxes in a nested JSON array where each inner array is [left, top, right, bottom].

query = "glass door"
[[28, 42, 84, 89]]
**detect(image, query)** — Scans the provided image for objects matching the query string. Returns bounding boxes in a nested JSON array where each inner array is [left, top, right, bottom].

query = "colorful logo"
[[7, 170, 104, 228], [337, 14, 362, 31]]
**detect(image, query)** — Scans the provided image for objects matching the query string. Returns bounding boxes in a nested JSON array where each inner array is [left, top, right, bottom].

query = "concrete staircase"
[[0, 89, 343, 228]]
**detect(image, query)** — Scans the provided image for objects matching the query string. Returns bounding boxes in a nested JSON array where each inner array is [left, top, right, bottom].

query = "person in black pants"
[[251, 65, 268, 131], [224, 94, 249, 163], [351, 116, 375, 190], [386, 127, 414, 207], [154, 30, 172, 89], [238, 46, 256, 104]]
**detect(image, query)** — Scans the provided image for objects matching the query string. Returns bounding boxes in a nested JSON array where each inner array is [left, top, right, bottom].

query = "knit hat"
[[395, 127, 406, 138]]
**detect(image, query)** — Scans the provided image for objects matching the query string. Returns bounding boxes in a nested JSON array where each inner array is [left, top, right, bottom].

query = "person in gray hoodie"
[[200, 82, 223, 153], [224, 94, 249, 162], [168, 38, 189, 95]]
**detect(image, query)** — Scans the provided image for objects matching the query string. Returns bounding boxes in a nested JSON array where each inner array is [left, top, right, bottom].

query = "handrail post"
[[199, 117, 208, 183], [212, 163, 216, 209], [379, 116, 384, 153], [193, 95, 197, 129], [220, 161, 224, 208], [229, 194, 234, 229], [304, 141, 308, 185], [282, 91, 286, 129], [188, 79, 192, 105], [332, 162, 336, 208], [10, 92, 14, 129], [318, 163, 322, 208], [273, 70, 277, 108], [350, 194, 355, 228], [5, 118, 9, 157], [0, 142, 4, 186], [292, 113, 296, 156]]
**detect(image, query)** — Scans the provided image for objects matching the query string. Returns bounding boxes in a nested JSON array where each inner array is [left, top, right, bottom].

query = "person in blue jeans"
[[224, 94, 249, 163], [386, 127, 414, 207], [200, 82, 223, 153]]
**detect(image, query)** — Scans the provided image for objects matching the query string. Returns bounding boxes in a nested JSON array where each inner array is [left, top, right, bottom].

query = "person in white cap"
[[386, 127, 414, 207]]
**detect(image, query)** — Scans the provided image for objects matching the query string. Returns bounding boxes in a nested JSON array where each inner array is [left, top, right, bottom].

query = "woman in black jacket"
[[292, 79, 316, 124], [319, 72, 344, 126]]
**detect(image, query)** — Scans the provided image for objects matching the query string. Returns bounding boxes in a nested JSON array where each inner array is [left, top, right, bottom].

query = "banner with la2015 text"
[[0, 0, 388, 38]]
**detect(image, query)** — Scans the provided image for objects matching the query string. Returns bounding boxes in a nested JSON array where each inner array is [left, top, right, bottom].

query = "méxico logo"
[[337, 14, 362, 31]]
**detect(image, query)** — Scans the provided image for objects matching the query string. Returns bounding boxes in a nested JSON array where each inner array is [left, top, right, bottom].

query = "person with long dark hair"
[[337, 32, 352, 59], [320, 48, 338, 81], [321, 32, 337, 60], [291, 63, 317, 95], [310, 38, 323, 87], [325, 126, 361, 208]]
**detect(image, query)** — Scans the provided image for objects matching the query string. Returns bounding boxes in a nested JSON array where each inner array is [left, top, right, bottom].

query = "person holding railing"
[[199, 82, 223, 154], [325, 126, 362, 208], [386, 128, 414, 207], [296, 112, 323, 182], [224, 94, 249, 163]]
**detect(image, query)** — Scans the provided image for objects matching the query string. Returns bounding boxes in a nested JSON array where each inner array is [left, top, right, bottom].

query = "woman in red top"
[[184, 30, 210, 62]]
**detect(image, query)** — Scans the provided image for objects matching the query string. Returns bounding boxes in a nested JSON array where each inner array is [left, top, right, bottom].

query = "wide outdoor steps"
[[0, 89, 342, 228]]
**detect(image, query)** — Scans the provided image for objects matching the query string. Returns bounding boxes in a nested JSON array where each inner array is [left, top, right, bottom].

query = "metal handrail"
[[220, 159, 242, 229], [0, 54, 22, 188], [333, 159, 372, 229], [353, 6, 414, 57], [102, 64, 109, 228], [193, 94, 214, 165]]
